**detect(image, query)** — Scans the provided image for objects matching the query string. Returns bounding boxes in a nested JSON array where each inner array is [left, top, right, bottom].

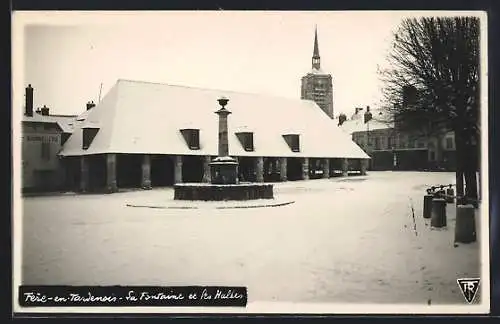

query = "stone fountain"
[[173, 96, 274, 201]]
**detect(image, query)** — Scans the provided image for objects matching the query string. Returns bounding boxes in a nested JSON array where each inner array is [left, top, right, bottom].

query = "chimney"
[[364, 105, 373, 124], [86, 101, 96, 110], [338, 113, 347, 126], [40, 105, 49, 116], [25, 84, 34, 117]]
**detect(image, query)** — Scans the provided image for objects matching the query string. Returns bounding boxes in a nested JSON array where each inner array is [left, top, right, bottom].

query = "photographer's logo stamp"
[[457, 278, 480, 304]]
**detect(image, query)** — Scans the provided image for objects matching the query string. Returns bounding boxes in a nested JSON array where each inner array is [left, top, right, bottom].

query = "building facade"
[[339, 107, 456, 171], [300, 27, 334, 119], [21, 85, 78, 192]]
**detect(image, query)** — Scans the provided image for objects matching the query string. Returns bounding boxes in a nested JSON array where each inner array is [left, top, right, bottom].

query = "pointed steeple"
[[312, 25, 321, 70]]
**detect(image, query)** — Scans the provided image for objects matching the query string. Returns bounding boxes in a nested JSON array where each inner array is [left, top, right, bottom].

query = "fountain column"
[[210, 97, 239, 185]]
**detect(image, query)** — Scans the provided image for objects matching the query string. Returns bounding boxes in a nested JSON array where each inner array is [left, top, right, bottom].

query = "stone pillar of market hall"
[[106, 153, 118, 193], [322, 158, 330, 179], [301, 157, 310, 180], [279, 157, 288, 182], [174, 155, 183, 184], [341, 158, 349, 177], [202, 156, 212, 183], [360, 159, 368, 176], [141, 154, 152, 190], [255, 156, 264, 183], [80, 155, 89, 192]]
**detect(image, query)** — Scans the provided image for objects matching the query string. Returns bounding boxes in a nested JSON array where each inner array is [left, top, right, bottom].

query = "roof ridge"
[[116, 78, 314, 104]]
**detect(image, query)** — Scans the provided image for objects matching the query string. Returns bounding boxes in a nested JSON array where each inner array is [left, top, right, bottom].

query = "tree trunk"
[[454, 129, 465, 205], [455, 125, 479, 207], [464, 141, 479, 207], [456, 170, 464, 204], [464, 170, 478, 207]]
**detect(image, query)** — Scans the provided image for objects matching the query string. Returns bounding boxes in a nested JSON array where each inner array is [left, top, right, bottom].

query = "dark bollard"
[[436, 187, 446, 199], [423, 194, 433, 219], [446, 187, 455, 203], [431, 198, 447, 228], [455, 204, 476, 243]]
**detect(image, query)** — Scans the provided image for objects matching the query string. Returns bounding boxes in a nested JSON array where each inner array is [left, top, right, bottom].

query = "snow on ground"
[[20, 172, 482, 305]]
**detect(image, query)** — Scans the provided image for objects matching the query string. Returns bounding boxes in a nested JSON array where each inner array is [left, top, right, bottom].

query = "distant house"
[[21, 85, 78, 192], [338, 107, 456, 171], [58, 79, 370, 193]]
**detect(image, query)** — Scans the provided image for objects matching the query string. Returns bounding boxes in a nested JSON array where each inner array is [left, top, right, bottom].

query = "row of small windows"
[[354, 133, 454, 151], [81, 128, 301, 153]]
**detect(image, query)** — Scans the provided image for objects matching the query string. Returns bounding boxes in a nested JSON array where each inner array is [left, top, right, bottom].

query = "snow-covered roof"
[[303, 67, 330, 76], [60, 79, 370, 159], [22, 113, 77, 133], [339, 118, 394, 135]]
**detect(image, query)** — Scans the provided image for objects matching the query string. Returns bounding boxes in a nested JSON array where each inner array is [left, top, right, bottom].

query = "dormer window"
[[82, 127, 99, 150], [236, 132, 254, 152], [180, 128, 200, 150], [283, 134, 300, 152]]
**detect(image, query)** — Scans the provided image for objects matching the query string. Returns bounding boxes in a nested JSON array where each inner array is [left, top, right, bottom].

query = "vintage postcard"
[[12, 10, 490, 315]]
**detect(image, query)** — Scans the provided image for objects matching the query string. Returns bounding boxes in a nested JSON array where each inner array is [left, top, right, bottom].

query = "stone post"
[[322, 158, 330, 179], [202, 155, 211, 183], [174, 155, 183, 184], [302, 157, 309, 180], [80, 155, 89, 192], [106, 153, 118, 193], [256, 157, 264, 183], [341, 158, 349, 177], [431, 198, 447, 228], [423, 194, 433, 219], [279, 157, 287, 181], [141, 154, 152, 190]]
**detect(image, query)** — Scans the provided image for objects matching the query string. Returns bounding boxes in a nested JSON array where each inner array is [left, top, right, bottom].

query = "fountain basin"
[[174, 182, 274, 201]]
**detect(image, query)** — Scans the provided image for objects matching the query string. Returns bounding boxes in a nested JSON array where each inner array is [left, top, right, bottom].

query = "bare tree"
[[379, 16, 480, 206]]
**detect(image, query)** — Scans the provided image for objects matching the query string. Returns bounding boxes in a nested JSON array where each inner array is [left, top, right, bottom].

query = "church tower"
[[300, 27, 334, 119]]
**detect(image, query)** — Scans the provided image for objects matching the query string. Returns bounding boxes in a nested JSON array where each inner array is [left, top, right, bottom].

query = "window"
[[189, 130, 200, 150], [82, 128, 99, 150], [41, 142, 51, 160], [446, 137, 454, 150], [408, 136, 415, 148], [399, 135, 407, 149], [243, 133, 254, 152], [283, 134, 300, 152], [236, 132, 254, 152], [290, 135, 300, 152], [374, 137, 381, 150], [180, 129, 200, 150]]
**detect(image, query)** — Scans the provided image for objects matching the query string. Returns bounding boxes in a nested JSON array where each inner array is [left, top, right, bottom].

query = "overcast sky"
[[15, 11, 475, 117]]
